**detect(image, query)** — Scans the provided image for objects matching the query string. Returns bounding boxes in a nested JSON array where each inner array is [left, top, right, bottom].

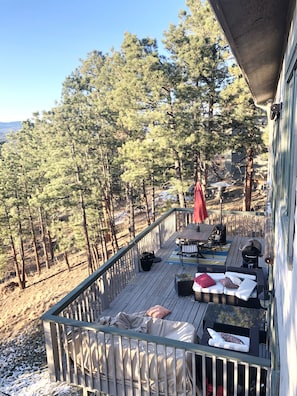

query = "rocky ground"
[[0, 258, 90, 395], [0, 187, 266, 395], [0, 320, 82, 395]]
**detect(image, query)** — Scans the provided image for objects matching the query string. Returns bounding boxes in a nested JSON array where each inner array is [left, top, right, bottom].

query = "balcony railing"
[[42, 208, 272, 396]]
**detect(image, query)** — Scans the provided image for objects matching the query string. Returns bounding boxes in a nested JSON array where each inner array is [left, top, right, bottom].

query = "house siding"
[[271, 4, 297, 395]]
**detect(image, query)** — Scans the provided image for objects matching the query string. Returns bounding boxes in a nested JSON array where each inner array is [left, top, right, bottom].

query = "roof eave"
[[208, 0, 295, 106]]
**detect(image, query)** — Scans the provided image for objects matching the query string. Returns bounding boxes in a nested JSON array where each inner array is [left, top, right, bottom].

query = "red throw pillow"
[[195, 273, 216, 288]]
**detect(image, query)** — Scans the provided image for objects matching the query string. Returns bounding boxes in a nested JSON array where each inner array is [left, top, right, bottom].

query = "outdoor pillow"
[[219, 277, 239, 289], [235, 278, 257, 301], [227, 275, 242, 286], [192, 272, 225, 293], [207, 328, 224, 342], [225, 271, 256, 281], [146, 305, 171, 319], [207, 328, 250, 352], [195, 272, 225, 281], [194, 273, 216, 288]]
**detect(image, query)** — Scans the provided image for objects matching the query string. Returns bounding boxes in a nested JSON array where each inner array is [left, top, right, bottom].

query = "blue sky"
[[0, 0, 187, 122]]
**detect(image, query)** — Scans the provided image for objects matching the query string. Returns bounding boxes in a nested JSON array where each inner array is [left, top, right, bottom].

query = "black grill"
[[241, 239, 262, 268]]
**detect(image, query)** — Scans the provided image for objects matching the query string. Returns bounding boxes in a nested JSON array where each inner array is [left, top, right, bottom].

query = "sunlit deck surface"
[[100, 232, 266, 340]]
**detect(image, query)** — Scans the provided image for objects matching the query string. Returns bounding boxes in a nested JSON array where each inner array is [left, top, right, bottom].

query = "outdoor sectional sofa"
[[192, 266, 265, 308], [66, 311, 198, 395]]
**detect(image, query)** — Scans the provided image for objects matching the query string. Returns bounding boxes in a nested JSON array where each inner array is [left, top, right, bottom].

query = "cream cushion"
[[193, 271, 258, 301], [207, 328, 250, 353]]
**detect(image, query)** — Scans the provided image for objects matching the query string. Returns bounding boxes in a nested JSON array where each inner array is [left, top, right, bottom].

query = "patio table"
[[178, 223, 215, 243], [176, 223, 215, 258]]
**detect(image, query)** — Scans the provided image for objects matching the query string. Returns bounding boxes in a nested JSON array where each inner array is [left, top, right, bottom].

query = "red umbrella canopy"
[[193, 182, 208, 223]]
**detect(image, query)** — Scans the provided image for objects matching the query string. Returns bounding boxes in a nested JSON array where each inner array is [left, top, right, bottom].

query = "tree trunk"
[[142, 180, 151, 226], [72, 141, 93, 273], [173, 150, 186, 208], [22, 178, 41, 274], [99, 227, 108, 262], [47, 230, 55, 261], [64, 251, 71, 271], [101, 190, 118, 255], [195, 151, 209, 192], [91, 244, 100, 268], [28, 205, 41, 275], [151, 175, 156, 223], [10, 235, 24, 289], [18, 234, 26, 288], [79, 189, 93, 273], [4, 206, 24, 289], [127, 183, 136, 240], [244, 148, 254, 211], [39, 207, 50, 269], [16, 204, 27, 288]]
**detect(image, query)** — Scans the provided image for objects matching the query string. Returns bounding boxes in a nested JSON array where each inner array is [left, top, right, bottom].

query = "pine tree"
[[221, 64, 267, 210], [163, 0, 231, 190]]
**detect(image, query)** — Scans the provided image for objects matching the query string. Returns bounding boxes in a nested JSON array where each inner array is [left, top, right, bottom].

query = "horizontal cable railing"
[[42, 208, 270, 395]]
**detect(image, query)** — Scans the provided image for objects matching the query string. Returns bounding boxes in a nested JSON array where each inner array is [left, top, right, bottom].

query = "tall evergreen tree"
[[163, 0, 231, 190], [221, 64, 266, 210]]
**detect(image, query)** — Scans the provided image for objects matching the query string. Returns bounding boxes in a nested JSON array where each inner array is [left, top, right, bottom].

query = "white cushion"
[[235, 278, 257, 301], [192, 282, 224, 294], [223, 287, 238, 296], [181, 244, 198, 254], [225, 271, 256, 281], [192, 272, 258, 301], [207, 328, 250, 352], [202, 283, 224, 294]]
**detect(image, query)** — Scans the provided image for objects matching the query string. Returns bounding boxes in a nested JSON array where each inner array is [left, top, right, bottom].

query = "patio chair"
[[176, 238, 202, 269], [199, 224, 227, 255]]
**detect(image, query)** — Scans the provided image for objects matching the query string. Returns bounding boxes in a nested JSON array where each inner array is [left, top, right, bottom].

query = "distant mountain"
[[0, 121, 22, 142]]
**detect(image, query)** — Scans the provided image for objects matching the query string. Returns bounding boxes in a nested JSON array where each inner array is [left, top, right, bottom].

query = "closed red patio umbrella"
[[193, 181, 208, 225]]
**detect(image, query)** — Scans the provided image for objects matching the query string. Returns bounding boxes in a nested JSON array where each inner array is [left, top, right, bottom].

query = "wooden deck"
[[100, 232, 267, 339], [41, 212, 271, 393]]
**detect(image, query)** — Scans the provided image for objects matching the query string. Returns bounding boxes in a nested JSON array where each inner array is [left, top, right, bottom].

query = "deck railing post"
[[43, 320, 61, 382]]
